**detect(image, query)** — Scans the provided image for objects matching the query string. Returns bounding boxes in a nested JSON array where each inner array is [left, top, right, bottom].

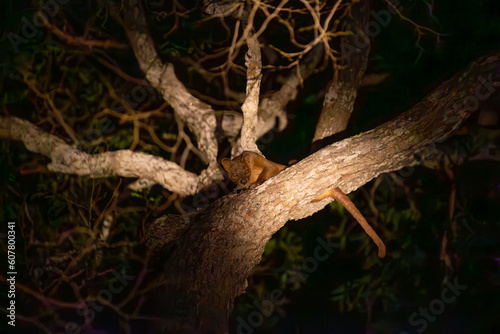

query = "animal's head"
[[221, 156, 251, 188]]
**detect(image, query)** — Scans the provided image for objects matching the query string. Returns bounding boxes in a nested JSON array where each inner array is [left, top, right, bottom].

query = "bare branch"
[[236, 31, 263, 155], [313, 1, 371, 142], [118, 0, 219, 167], [0, 117, 198, 197], [202, 0, 241, 17], [221, 45, 325, 142]]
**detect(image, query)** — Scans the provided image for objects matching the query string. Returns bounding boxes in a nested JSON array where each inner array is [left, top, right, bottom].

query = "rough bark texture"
[[313, 1, 371, 142], [119, 0, 222, 189], [238, 32, 262, 155], [0, 117, 198, 196], [145, 54, 500, 333]]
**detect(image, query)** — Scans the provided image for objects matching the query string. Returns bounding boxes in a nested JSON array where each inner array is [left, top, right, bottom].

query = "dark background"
[[0, 0, 499, 333]]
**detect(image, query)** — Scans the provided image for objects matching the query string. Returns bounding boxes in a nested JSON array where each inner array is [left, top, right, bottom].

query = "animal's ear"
[[242, 152, 253, 164], [221, 158, 232, 172]]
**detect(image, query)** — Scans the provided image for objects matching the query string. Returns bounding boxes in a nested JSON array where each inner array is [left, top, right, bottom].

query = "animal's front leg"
[[249, 172, 267, 188], [251, 167, 278, 188]]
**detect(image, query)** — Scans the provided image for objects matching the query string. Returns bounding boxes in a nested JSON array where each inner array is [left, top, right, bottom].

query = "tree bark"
[[2, 54, 498, 334], [144, 54, 500, 333], [313, 1, 371, 143]]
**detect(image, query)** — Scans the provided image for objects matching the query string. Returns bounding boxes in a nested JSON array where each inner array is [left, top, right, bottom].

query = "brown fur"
[[312, 188, 386, 258], [221, 152, 386, 258], [221, 151, 286, 189]]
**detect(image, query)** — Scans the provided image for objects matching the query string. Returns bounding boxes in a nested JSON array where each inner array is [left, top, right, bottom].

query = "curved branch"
[[154, 53, 500, 251], [244, 53, 500, 226], [119, 0, 219, 168], [220, 44, 326, 140], [0, 117, 198, 197], [237, 31, 263, 155], [147, 53, 499, 334], [313, 1, 371, 142]]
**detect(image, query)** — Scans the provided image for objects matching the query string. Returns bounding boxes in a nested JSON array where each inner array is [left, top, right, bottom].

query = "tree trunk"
[[143, 51, 499, 334]]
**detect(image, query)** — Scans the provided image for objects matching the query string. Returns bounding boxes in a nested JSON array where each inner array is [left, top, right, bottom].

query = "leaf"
[[79, 71, 90, 84]]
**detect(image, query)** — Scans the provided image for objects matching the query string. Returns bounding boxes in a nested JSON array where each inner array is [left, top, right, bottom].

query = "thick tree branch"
[[0, 116, 198, 197], [146, 56, 499, 322], [237, 32, 262, 155], [118, 0, 222, 188], [313, 1, 371, 142], [220, 44, 326, 141], [238, 54, 500, 226]]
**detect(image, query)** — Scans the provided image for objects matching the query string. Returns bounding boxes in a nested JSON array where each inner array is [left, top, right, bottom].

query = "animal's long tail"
[[312, 187, 386, 258]]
